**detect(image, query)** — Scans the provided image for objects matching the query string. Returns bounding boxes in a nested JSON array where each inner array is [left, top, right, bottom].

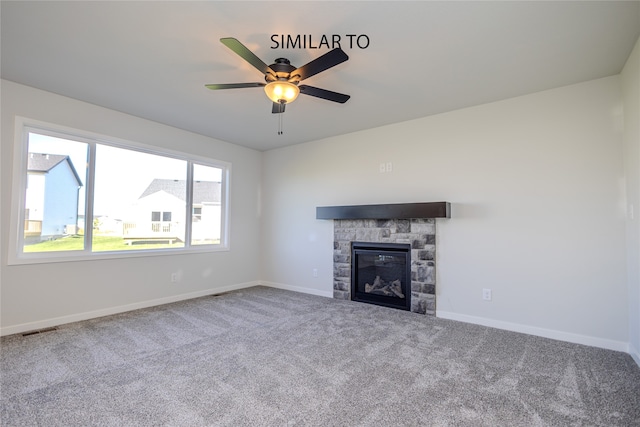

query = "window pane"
[[22, 133, 87, 253], [191, 164, 222, 246], [93, 145, 187, 251]]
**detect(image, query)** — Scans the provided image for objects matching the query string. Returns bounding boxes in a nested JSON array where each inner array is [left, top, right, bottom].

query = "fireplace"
[[316, 202, 450, 316], [351, 242, 411, 311]]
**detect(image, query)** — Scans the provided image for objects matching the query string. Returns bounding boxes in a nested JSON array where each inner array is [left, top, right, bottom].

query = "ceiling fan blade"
[[220, 37, 274, 76], [272, 102, 285, 114], [299, 85, 350, 103], [205, 83, 265, 90], [292, 48, 349, 81]]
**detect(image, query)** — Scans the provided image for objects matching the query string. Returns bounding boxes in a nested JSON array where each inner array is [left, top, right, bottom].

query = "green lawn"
[[24, 235, 184, 252]]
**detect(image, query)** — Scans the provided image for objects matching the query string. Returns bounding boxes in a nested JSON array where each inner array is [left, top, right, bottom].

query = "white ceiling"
[[2, 1, 639, 151]]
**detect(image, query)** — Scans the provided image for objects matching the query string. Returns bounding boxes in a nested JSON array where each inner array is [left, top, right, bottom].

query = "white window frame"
[[8, 117, 231, 265]]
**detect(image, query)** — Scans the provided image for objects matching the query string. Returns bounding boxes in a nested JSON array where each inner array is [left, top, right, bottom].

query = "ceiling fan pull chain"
[[278, 101, 285, 135]]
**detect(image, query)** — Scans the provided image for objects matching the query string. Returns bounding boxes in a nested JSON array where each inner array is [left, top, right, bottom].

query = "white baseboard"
[[630, 341, 640, 368], [437, 310, 629, 353], [259, 281, 333, 298], [0, 281, 260, 337]]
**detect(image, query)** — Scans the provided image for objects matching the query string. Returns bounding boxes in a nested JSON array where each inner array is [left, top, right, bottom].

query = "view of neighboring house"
[[123, 179, 221, 244], [93, 215, 122, 235], [24, 152, 83, 242]]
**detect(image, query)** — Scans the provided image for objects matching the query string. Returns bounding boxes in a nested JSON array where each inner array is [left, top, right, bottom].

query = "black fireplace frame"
[[351, 241, 411, 311]]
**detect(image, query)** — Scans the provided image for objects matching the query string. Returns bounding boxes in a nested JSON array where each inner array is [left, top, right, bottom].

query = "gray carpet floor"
[[1, 286, 639, 426]]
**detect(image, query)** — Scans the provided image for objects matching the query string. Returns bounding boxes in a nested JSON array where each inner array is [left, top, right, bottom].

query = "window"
[[10, 118, 230, 264], [193, 207, 202, 220], [191, 164, 223, 246], [21, 134, 88, 253]]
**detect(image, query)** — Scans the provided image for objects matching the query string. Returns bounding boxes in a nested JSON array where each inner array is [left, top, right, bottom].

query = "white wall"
[[261, 76, 628, 350], [1, 80, 262, 334], [622, 36, 640, 365]]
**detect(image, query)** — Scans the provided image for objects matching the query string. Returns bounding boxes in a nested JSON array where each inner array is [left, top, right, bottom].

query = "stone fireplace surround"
[[316, 202, 450, 316]]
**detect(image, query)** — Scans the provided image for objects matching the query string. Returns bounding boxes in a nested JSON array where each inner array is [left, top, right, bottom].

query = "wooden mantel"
[[316, 202, 450, 220]]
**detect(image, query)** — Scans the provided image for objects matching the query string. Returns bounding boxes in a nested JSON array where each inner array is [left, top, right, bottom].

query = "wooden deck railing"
[[24, 220, 42, 236], [122, 221, 182, 244]]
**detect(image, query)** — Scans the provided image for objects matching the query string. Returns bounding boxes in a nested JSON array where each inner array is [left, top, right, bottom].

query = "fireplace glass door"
[[351, 242, 411, 311]]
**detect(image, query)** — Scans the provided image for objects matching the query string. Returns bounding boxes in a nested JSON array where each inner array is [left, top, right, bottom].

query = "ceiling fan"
[[205, 37, 350, 117]]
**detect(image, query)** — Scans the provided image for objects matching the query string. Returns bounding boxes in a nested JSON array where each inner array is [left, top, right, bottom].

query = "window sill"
[[7, 244, 230, 266]]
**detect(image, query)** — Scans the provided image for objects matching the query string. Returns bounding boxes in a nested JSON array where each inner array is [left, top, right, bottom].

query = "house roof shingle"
[[27, 152, 83, 186], [139, 179, 221, 204], [28, 153, 67, 172]]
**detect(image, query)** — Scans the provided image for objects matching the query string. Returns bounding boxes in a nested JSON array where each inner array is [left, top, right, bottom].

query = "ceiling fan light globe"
[[265, 81, 299, 104], [285, 87, 296, 99]]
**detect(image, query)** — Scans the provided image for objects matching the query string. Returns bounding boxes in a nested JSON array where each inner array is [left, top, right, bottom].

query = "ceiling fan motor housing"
[[266, 58, 299, 83]]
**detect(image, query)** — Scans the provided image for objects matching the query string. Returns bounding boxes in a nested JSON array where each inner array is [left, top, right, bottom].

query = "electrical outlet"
[[482, 288, 492, 301], [385, 162, 393, 172], [379, 163, 386, 173], [312, 268, 318, 278], [171, 272, 181, 283]]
